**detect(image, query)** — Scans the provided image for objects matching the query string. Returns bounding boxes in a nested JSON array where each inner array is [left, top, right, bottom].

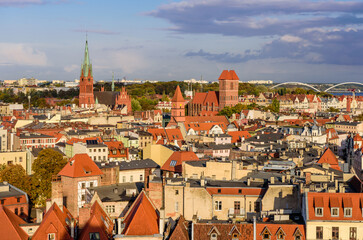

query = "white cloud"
[[0, 43, 47, 66], [64, 64, 79, 72], [280, 35, 303, 43]]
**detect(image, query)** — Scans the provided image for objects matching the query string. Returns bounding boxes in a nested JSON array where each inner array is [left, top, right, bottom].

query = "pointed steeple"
[[112, 72, 115, 92], [172, 85, 185, 102], [82, 40, 92, 77]]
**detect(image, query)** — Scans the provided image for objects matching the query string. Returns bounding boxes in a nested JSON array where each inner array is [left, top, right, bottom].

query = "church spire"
[[82, 39, 92, 77], [112, 72, 115, 92]]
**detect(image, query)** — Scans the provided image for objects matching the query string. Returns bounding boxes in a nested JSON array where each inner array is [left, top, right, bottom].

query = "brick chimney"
[[78, 204, 91, 230], [305, 172, 311, 185]]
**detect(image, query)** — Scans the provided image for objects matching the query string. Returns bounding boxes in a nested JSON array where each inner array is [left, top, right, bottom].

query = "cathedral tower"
[[218, 70, 239, 109], [78, 40, 95, 108]]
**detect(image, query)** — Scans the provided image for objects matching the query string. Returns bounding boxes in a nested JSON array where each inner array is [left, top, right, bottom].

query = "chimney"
[[117, 218, 123, 234], [200, 179, 205, 187], [36, 209, 43, 223], [79, 205, 91, 230], [305, 172, 311, 185], [247, 178, 251, 186], [270, 177, 275, 184], [281, 175, 286, 182], [335, 179, 338, 191], [286, 173, 291, 182], [71, 219, 75, 238], [159, 208, 165, 235]]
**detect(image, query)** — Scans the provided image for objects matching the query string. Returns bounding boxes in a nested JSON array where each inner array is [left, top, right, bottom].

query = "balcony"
[[228, 208, 246, 219]]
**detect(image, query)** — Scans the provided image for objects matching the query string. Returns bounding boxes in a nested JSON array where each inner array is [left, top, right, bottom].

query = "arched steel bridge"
[[271, 81, 363, 92]]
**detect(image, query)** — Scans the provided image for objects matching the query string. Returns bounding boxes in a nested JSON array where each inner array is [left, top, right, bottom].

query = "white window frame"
[[344, 207, 352, 217], [315, 207, 323, 217], [214, 201, 222, 211], [331, 207, 339, 217]]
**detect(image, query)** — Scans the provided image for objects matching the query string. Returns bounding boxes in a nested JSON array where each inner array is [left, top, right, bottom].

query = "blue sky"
[[1, 0, 363, 83]]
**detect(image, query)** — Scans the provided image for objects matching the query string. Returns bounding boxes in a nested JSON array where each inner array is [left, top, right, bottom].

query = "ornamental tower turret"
[[78, 40, 95, 108]]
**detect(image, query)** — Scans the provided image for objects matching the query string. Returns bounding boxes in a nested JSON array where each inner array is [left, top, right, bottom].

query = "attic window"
[[170, 160, 177, 167], [84, 169, 91, 174], [89, 232, 100, 240], [217, 189, 221, 193]]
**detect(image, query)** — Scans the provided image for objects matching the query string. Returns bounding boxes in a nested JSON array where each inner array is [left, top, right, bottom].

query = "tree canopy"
[[32, 149, 68, 206]]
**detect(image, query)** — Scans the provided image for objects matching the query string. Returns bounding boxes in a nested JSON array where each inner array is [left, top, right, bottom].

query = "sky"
[[1, 0, 363, 83]]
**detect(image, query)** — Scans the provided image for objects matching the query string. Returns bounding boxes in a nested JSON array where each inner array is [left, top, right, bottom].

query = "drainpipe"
[[253, 216, 256, 240]]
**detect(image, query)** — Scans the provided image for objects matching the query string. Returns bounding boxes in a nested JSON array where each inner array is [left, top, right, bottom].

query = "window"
[[122, 176, 126, 183], [175, 202, 179, 212], [94, 149, 96, 152], [238, 189, 242, 193], [90, 182, 94, 188], [0, 199, 4, 204], [20, 207, 23, 213], [262, 228, 271, 240], [316, 227, 323, 239], [234, 201, 240, 214], [332, 227, 339, 240], [89, 149, 92, 152], [316, 207, 323, 216], [17, 197, 20, 203], [232, 233, 238, 240], [98, 149, 101, 152], [130, 175, 133, 182], [89, 232, 100, 240], [140, 174, 143, 181], [170, 160, 177, 167], [106, 205, 115, 213], [81, 194, 85, 201], [331, 207, 339, 217], [103, 149, 106, 152], [15, 208, 18, 215], [345, 208, 352, 217], [48, 233, 56, 240], [28, 228, 33, 234], [82, 183, 86, 189], [214, 201, 222, 211], [276, 229, 285, 240], [350, 227, 357, 240], [217, 189, 221, 193], [175, 190, 179, 195], [19, 157, 22, 162], [210, 233, 217, 240]]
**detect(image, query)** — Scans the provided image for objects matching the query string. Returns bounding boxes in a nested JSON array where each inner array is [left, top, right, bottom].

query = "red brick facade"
[[219, 70, 239, 109]]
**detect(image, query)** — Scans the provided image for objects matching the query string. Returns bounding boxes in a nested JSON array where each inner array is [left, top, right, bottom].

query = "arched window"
[[211, 233, 217, 240]]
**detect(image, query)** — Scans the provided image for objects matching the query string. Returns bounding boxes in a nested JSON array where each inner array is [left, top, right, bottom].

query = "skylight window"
[[170, 160, 177, 167]]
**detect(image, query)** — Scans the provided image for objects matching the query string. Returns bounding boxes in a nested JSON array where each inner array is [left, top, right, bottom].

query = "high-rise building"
[[78, 40, 95, 108]]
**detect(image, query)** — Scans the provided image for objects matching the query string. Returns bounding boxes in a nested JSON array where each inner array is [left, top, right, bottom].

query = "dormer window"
[[316, 207, 323, 217], [261, 227, 272, 240], [344, 208, 352, 217], [331, 207, 339, 217], [276, 227, 286, 240]]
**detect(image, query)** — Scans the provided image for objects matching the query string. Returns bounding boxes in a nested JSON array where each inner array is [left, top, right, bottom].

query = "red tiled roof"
[[354, 134, 363, 142], [66, 137, 103, 145], [317, 148, 341, 171], [190, 92, 207, 104], [78, 201, 114, 240], [218, 70, 239, 80], [58, 154, 103, 178], [148, 128, 167, 141], [122, 191, 159, 236], [203, 91, 219, 106], [32, 203, 73, 240], [0, 205, 28, 240], [256, 223, 305, 240], [161, 151, 199, 173], [307, 192, 363, 221], [228, 131, 251, 143], [165, 128, 184, 142], [172, 85, 185, 102]]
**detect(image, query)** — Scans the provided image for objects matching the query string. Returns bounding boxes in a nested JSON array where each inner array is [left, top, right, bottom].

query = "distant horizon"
[[2, 0, 363, 83]]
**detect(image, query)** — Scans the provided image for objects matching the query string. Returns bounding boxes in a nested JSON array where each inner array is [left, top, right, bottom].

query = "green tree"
[[326, 107, 340, 113], [32, 149, 68, 206], [269, 99, 280, 113], [0, 164, 32, 198], [131, 98, 142, 111]]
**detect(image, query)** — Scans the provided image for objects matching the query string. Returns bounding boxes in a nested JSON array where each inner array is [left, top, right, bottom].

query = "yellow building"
[[143, 144, 176, 166], [0, 151, 27, 172]]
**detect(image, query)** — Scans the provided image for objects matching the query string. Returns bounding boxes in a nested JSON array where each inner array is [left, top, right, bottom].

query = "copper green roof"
[[81, 40, 92, 77]]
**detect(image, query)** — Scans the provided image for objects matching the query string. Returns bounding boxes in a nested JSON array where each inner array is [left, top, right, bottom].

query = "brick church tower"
[[218, 70, 239, 109], [171, 85, 185, 122], [79, 40, 95, 108]]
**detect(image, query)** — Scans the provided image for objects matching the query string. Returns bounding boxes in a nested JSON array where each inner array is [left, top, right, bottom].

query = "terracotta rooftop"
[[58, 154, 104, 178], [161, 151, 199, 173], [122, 191, 159, 236], [317, 148, 341, 171], [172, 85, 185, 102], [218, 70, 239, 80], [0, 205, 28, 240]]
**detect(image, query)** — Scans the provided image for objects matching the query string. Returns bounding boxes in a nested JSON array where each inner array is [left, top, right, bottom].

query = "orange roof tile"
[[307, 192, 363, 221], [317, 148, 341, 171], [190, 92, 207, 104], [0, 205, 28, 240], [165, 128, 184, 142], [122, 191, 159, 236], [32, 203, 73, 240], [161, 151, 199, 173], [148, 128, 167, 141], [58, 154, 103, 178], [78, 201, 113, 240], [172, 85, 185, 102], [228, 131, 251, 143], [218, 70, 239, 80]]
